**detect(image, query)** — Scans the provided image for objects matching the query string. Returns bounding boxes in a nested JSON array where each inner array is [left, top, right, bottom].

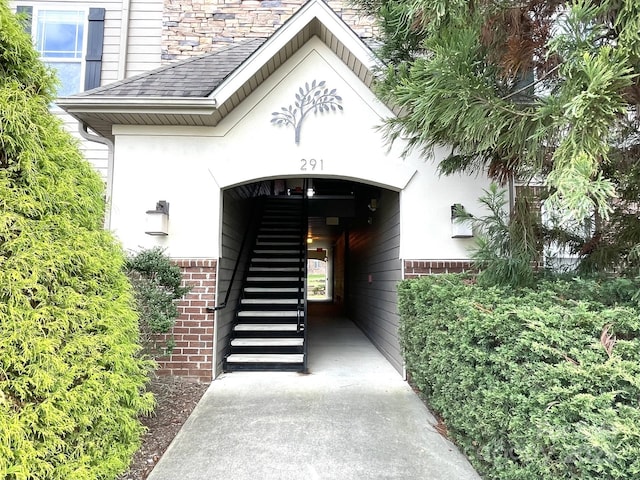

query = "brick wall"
[[403, 260, 475, 279], [152, 257, 478, 380], [162, 0, 378, 61], [154, 259, 217, 382]]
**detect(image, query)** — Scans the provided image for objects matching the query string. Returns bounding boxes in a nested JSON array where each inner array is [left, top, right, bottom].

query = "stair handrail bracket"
[[296, 306, 304, 333]]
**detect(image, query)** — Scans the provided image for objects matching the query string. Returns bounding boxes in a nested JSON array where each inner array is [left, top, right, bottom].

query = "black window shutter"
[[16, 6, 33, 34], [84, 8, 105, 91]]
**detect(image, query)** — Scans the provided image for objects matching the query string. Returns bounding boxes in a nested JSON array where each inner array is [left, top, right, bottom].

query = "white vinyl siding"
[[100, 10, 122, 84], [57, 113, 109, 178], [125, 0, 162, 76], [13, 0, 163, 179]]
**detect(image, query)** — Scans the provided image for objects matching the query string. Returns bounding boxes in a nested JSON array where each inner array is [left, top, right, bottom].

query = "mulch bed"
[[118, 376, 210, 480]]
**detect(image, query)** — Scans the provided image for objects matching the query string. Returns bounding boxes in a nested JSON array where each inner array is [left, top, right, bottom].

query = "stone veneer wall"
[[154, 259, 217, 382], [162, 0, 378, 60], [403, 260, 474, 279]]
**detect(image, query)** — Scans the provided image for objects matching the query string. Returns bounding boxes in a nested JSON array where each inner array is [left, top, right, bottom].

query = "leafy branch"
[[271, 80, 343, 144]]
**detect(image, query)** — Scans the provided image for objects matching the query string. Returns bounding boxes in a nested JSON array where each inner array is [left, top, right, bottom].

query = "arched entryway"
[[216, 177, 403, 376]]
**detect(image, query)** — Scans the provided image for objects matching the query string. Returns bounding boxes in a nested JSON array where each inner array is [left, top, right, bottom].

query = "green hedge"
[[0, 3, 153, 478], [398, 275, 640, 479]]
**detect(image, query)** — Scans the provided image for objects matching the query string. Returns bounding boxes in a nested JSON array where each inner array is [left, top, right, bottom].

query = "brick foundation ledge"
[[153, 258, 217, 383], [403, 259, 475, 278]]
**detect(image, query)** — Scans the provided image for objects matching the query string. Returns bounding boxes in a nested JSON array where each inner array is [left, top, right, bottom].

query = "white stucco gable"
[[203, 37, 417, 191], [107, 36, 418, 257], [60, 0, 492, 260]]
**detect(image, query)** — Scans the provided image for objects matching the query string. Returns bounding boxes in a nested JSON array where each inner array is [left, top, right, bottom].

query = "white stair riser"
[[234, 324, 299, 331], [246, 277, 301, 282], [249, 267, 299, 272], [254, 250, 301, 254], [252, 258, 303, 263], [231, 338, 304, 347], [244, 287, 300, 293], [257, 234, 300, 238], [255, 242, 299, 246], [241, 299, 301, 304], [226, 354, 304, 363], [238, 311, 298, 317]]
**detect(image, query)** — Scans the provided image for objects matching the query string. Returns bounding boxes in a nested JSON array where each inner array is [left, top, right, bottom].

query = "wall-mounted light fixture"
[[145, 200, 169, 236], [451, 203, 473, 238], [307, 179, 315, 198], [368, 198, 378, 212]]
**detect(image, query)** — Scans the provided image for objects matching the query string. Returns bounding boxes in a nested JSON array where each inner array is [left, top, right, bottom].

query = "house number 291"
[[300, 158, 324, 171]]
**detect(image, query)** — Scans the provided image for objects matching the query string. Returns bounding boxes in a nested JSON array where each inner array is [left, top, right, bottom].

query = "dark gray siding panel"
[[333, 234, 346, 307], [215, 185, 265, 375], [216, 191, 248, 375], [347, 189, 403, 373]]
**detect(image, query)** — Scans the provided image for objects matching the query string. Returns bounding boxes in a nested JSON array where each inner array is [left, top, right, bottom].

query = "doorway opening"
[[307, 256, 328, 300], [218, 177, 404, 375]]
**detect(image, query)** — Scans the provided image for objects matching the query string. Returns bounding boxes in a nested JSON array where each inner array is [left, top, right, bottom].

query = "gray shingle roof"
[[76, 38, 267, 98]]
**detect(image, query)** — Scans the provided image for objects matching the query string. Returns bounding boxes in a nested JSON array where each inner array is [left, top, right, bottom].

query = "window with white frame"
[[34, 9, 86, 97], [16, 5, 104, 98]]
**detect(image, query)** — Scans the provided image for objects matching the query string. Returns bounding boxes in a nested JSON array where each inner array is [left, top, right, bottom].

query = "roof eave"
[[56, 97, 220, 141], [55, 96, 218, 115]]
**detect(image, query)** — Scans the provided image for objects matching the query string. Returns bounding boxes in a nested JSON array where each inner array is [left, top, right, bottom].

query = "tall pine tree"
[[357, 0, 640, 273]]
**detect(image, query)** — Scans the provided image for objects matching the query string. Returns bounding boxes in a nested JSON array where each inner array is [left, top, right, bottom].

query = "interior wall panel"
[[215, 182, 269, 375], [347, 189, 403, 373]]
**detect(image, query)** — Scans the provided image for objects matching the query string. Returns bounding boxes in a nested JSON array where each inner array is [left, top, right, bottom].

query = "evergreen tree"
[[357, 0, 640, 272], [0, 2, 153, 478]]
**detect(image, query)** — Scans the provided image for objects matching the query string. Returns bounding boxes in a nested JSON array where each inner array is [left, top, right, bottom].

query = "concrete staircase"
[[224, 197, 307, 372]]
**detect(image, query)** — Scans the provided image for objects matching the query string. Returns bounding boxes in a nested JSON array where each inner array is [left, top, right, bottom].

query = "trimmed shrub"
[[0, 3, 153, 479], [125, 247, 190, 356], [399, 275, 640, 479]]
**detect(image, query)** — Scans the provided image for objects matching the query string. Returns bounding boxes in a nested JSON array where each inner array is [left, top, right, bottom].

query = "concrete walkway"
[[147, 312, 481, 480]]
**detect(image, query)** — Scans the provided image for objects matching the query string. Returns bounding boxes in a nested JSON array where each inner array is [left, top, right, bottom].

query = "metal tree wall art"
[[271, 80, 343, 144]]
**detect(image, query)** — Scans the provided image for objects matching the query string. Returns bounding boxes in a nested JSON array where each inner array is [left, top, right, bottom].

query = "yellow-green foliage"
[[0, 2, 154, 478]]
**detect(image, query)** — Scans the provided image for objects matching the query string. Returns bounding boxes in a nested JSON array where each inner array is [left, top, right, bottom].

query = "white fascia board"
[[210, 0, 380, 106], [111, 125, 218, 136], [55, 96, 218, 115]]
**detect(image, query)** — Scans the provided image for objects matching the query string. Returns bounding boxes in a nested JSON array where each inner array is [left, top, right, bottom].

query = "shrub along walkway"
[[147, 311, 480, 479]]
